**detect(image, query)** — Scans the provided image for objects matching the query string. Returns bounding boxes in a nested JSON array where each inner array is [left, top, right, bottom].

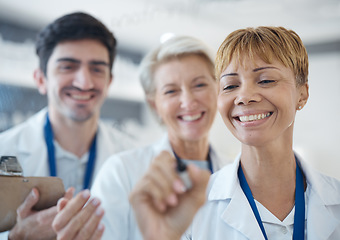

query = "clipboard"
[[0, 176, 65, 232], [0, 156, 65, 232]]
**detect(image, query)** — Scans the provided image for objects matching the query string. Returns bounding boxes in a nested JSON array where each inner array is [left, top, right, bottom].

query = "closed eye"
[[92, 67, 104, 72], [223, 85, 238, 91], [195, 83, 207, 88], [164, 89, 176, 95], [259, 80, 276, 84], [91, 67, 107, 76], [59, 64, 76, 71]]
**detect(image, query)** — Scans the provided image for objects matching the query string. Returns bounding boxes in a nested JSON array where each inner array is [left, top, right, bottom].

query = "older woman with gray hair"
[[51, 36, 224, 239]]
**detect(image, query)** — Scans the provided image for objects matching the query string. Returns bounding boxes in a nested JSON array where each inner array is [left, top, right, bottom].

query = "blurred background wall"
[[0, 0, 339, 179]]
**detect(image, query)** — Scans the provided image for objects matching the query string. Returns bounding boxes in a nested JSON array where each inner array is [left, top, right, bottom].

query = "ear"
[[33, 69, 47, 95], [147, 97, 157, 113], [297, 83, 309, 110], [147, 97, 163, 123]]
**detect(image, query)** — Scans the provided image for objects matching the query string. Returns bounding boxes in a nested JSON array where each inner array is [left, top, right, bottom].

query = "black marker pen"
[[174, 152, 193, 190]]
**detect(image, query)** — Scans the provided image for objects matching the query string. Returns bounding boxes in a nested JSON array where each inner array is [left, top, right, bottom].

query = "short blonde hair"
[[215, 26, 308, 86]]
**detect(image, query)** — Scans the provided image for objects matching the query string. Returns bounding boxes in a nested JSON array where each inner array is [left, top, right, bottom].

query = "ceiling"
[[0, 0, 339, 56]]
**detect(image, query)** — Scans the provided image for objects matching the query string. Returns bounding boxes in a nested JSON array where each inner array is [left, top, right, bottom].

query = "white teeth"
[[72, 95, 91, 100], [239, 113, 271, 122], [182, 113, 202, 122]]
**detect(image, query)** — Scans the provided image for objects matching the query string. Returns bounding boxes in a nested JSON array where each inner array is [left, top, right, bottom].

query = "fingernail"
[[96, 207, 104, 216], [92, 197, 100, 206], [31, 189, 37, 198], [82, 189, 90, 199], [173, 179, 186, 193], [97, 223, 104, 231]]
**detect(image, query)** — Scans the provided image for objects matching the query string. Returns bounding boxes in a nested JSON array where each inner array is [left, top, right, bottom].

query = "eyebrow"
[[161, 83, 177, 90], [89, 61, 110, 67], [57, 58, 80, 64], [192, 75, 208, 81], [253, 66, 279, 72], [220, 72, 237, 79], [220, 66, 279, 79], [56, 58, 109, 66]]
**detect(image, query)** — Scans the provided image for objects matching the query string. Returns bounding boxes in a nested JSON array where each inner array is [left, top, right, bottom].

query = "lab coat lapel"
[[221, 178, 266, 239], [307, 191, 340, 240], [17, 109, 46, 155], [208, 155, 265, 239], [17, 109, 49, 176], [298, 157, 340, 240]]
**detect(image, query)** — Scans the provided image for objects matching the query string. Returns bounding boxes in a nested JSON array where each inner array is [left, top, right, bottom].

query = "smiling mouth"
[[237, 112, 272, 122], [180, 113, 204, 122], [67, 93, 93, 101]]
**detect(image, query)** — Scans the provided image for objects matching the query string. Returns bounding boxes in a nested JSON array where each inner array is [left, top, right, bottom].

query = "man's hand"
[[129, 151, 210, 240], [8, 187, 73, 240], [52, 189, 105, 240]]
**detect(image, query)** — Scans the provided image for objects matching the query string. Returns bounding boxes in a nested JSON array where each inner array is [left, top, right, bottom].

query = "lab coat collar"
[[17, 108, 47, 154], [153, 133, 223, 172], [207, 154, 340, 239], [208, 153, 240, 200], [221, 179, 266, 239], [299, 158, 340, 239], [152, 133, 173, 155], [306, 188, 340, 239], [208, 154, 266, 239], [299, 157, 340, 205]]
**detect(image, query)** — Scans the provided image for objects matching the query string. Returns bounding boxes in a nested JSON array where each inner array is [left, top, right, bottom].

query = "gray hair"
[[139, 36, 215, 99]]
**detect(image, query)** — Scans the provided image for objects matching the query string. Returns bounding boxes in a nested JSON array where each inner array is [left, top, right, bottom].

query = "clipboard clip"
[[0, 156, 23, 176]]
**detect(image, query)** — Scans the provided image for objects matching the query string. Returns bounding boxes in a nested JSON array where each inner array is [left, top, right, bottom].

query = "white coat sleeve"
[[91, 155, 134, 240], [0, 231, 9, 240]]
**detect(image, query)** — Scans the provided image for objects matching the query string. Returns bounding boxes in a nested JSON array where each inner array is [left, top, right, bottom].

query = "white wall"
[[294, 52, 340, 179]]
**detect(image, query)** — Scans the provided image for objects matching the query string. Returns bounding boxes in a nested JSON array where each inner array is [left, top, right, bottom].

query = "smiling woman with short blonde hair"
[[130, 26, 340, 240]]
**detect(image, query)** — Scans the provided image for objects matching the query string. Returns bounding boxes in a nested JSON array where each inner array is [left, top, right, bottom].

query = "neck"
[[48, 111, 98, 158], [169, 134, 209, 161], [240, 145, 297, 221]]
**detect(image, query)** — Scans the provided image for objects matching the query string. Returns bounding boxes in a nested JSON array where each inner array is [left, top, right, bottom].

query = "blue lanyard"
[[173, 149, 213, 174], [44, 114, 97, 190], [238, 156, 305, 240]]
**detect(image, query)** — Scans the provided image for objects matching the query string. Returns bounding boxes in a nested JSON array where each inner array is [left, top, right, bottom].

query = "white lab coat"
[[0, 108, 133, 182], [0, 108, 133, 239], [91, 134, 224, 240], [184, 155, 340, 240]]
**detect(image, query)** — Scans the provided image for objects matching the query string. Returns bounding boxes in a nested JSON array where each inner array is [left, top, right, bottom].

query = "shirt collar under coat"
[[206, 153, 340, 240], [153, 133, 223, 173]]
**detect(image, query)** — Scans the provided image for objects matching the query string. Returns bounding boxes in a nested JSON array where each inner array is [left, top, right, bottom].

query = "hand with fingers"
[[52, 189, 105, 240], [8, 187, 73, 240], [129, 151, 211, 240]]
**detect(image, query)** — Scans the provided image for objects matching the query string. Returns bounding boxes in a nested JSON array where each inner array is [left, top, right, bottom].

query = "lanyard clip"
[[0, 156, 23, 176]]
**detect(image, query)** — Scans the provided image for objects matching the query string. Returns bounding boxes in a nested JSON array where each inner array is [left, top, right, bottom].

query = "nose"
[[73, 67, 94, 90], [180, 89, 198, 110], [234, 84, 261, 105]]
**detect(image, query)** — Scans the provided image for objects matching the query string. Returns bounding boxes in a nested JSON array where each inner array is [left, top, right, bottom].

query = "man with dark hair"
[[35, 12, 117, 75], [0, 12, 133, 240]]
